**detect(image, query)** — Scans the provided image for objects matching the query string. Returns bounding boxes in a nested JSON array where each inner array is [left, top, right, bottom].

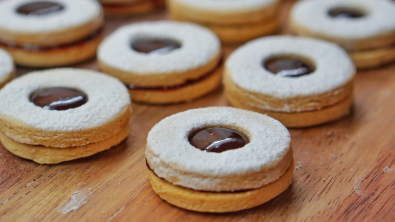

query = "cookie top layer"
[[146, 107, 292, 191], [0, 68, 130, 132], [0, 49, 14, 84], [0, 0, 101, 33], [98, 21, 220, 75], [172, 0, 277, 12], [226, 36, 355, 99], [290, 0, 395, 40]]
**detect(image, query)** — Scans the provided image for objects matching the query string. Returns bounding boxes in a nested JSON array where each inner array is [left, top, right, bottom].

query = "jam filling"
[[131, 38, 181, 55], [0, 27, 102, 52], [17, 1, 64, 16], [189, 127, 249, 153], [328, 7, 365, 19], [264, 57, 315, 77], [30, 87, 88, 111], [126, 57, 222, 91]]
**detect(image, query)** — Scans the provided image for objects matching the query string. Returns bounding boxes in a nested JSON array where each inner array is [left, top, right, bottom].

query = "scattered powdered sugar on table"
[[354, 177, 364, 196], [383, 166, 392, 174], [58, 188, 93, 215]]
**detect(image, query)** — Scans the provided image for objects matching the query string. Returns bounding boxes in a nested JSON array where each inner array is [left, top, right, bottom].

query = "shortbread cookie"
[[0, 0, 104, 67], [146, 107, 293, 212], [0, 68, 131, 164], [289, 0, 395, 69], [168, 0, 281, 44], [224, 36, 355, 128], [99, 0, 165, 16], [0, 48, 15, 89], [98, 21, 222, 104]]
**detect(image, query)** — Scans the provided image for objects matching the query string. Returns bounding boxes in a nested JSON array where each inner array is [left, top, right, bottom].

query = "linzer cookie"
[[0, 68, 131, 164], [146, 107, 294, 212], [99, 0, 165, 16], [0, 48, 15, 89], [224, 36, 355, 128], [0, 0, 104, 67], [289, 0, 395, 69], [168, 0, 281, 44], [98, 21, 222, 104]]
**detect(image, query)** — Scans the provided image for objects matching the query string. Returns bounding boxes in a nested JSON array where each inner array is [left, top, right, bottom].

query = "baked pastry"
[[146, 107, 293, 212], [224, 36, 355, 128], [0, 68, 131, 164], [289, 0, 395, 69], [168, 0, 281, 44], [0, 48, 15, 89], [99, 0, 165, 16], [98, 21, 222, 104], [0, 0, 104, 67]]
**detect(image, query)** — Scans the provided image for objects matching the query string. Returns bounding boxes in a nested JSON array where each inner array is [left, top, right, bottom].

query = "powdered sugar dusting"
[[0, 0, 101, 33], [98, 21, 220, 75], [0, 68, 131, 132], [226, 36, 355, 99], [0, 49, 13, 84], [59, 188, 93, 214]]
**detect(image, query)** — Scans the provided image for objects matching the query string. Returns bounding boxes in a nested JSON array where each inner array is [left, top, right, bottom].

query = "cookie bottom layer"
[[102, 0, 165, 16], [170, 13, 279, 44], [226, 91, 353, 128], [0, 125, 129, 164], [349, 45, 395, 69], [148, 161, 294, 213], [128, 65, 222, 104], [0, 32, 102, 67]]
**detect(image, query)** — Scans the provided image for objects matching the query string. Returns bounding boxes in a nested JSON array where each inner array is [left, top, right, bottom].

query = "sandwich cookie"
[[98, 21, 222, 104], [224, 36, 355, 128], [0, 48, 15, 89], [99, 0, 165, 16], [0, 0, 104, 67], [0, 68, 131, 164], [146, 107, 294, 212], [168, 0, 281, 44], [289, 0, 395, 69]]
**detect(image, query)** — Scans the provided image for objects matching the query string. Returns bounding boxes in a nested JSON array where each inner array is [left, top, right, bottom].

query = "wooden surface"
[[1, 2, 395, 222]]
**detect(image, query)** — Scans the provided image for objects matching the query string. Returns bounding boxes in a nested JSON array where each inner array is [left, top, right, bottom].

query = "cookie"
[[99, 0, 165, 16], [168, 0, 281, 44], [98, 21, 222, 104], [224, 36, 355, 128], [289, 0, 395, 69], [0, 48, 15, 89], [0, 0, 104, 67], [0, 68, 131, 164], [146, 107, 294, 212]]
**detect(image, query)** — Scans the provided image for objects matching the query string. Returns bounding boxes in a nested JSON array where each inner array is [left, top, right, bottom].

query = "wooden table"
[[1, 2, 395, 222]]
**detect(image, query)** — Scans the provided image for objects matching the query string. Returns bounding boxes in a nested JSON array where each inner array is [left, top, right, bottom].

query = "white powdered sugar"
[[173, 0, 277, 12], [226, 36, 355, 98], [0, 0, 101, 33], [0, 68, 131, 132], [290, 0, 395, 39], [146, 107, 291, 190], [0, 49, 13, 84], [98, 21, 220, 75]]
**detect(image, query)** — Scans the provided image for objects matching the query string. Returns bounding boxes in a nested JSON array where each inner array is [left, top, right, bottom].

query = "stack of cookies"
[[167, 0, 281, 44]]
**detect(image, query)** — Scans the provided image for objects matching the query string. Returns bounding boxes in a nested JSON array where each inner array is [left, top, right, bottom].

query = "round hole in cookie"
[[328, 7, 366, 19], [263, 55, 315, 78], [131, 38, 182, 56], [29, 87, 88, 111], [188, 127, 250, 153], [16, 1, 65, 16]]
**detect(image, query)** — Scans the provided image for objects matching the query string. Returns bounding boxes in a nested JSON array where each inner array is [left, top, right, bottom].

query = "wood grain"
[[1, 2, 395, 222]]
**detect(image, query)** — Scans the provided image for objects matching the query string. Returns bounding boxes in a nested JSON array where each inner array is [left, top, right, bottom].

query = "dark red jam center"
[[264, 57, 315, 77], [131, 38, 181, 55], [17, 2, 64, 16], [30, 87, 88, 111], [328, 7, 365, 19], [189, 127, 249, 153]]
